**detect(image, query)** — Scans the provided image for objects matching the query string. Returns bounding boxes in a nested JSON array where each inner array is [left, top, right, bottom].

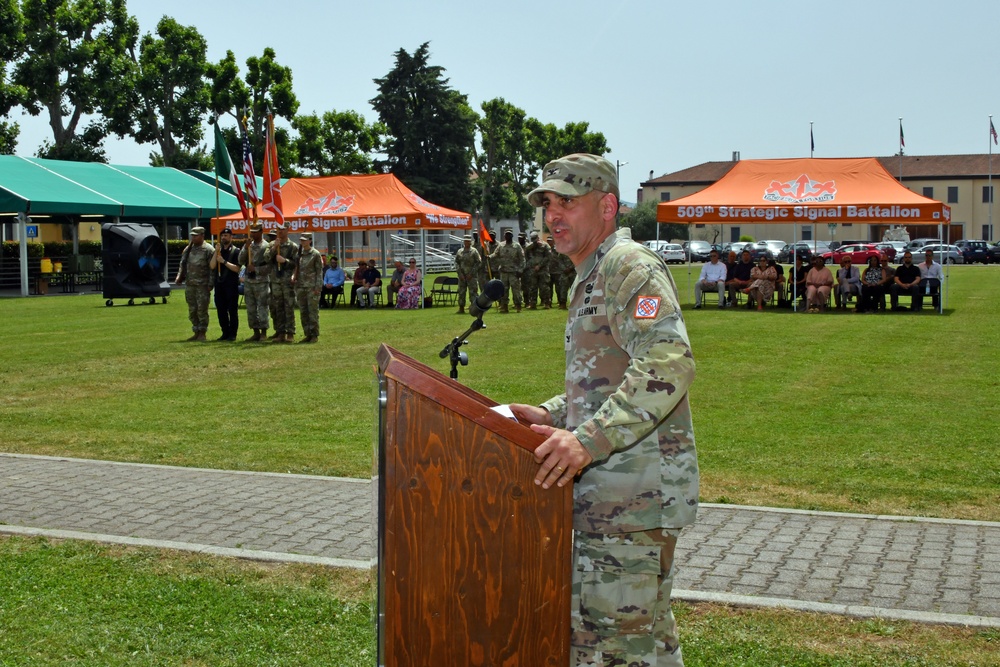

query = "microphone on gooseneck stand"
[[469, 279, 505, 319]]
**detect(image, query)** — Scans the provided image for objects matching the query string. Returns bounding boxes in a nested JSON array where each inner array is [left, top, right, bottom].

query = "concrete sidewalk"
[[1, 453, 998, 628]]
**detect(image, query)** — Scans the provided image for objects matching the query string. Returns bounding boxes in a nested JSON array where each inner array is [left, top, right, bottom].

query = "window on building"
[[984, 186, 994, 204], [923, 186, 934, 198], [947, 186, 958, 203], [730, 227, 741, 242], [695, 224, 704, 228], [801, 226, 812, 241], [984, 224, 992, 241], [660, 192, 671, 202]]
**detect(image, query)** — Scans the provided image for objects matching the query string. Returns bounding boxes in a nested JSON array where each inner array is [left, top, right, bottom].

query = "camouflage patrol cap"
[[300, 232, 313, 241], [275, 221, 288, 230], [527, 153, 619, 207], [249, 221, 263, 232], [266, 229, 277, 238], [529, 231, 539, 240], [190, 226, 205, 236]]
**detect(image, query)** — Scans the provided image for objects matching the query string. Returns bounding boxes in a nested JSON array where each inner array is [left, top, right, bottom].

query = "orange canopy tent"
[[656, 157, 950, 225], [209, 173, 470, 234]]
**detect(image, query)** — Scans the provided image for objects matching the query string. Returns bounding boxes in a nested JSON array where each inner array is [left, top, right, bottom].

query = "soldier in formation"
[[522, 230, 552, 309], [477, 230, 497, 292], [293, 232, 323, 343], [454, 235, 482, 314], [490, 230, 525, 313], [238, 222, 272, 342], [263, 222, 299, 343], [175, 226, 214, 341], [210, 227, 242, 341], [547, 236, 575, 310]]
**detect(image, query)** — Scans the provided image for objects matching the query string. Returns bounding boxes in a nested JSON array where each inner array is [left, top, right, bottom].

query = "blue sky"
[[10, 0, 1000, 202]]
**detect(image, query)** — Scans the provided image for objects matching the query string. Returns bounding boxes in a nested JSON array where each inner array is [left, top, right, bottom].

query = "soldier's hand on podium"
[[529, 424, 593, 490], [509, 403, 551, 426]]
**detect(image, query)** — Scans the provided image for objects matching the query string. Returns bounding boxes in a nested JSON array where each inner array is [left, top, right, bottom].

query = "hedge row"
[[2, 240, 245, 258]]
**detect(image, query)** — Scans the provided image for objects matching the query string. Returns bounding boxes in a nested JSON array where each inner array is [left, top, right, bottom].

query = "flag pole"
[[990, 115, 994, 242], [810, 121, 814, 158]]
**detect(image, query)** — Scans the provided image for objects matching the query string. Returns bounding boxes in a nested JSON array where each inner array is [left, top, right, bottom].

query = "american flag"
[[991, 118, 998, 146], [242, 131, 259, 205]]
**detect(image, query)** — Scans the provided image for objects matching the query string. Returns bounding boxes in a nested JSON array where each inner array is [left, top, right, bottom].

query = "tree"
[[292, 109, 385, 176], [112, 16, 210, 167], [0, 0, 26, 154], [371, 42, 476, 212], [619, 199, 688, 242], [14, 0, 138, 161], [526, 120, 610, 165], [473, 98, 529, 224]]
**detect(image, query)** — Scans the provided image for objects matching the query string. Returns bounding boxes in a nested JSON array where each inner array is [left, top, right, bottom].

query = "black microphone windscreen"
[[484, 279, 504, 300]]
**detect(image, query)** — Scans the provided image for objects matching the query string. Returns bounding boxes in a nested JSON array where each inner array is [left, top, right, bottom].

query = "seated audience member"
[[859, 256, 885, 313], [395, 258, 423, 309], [805, 255, 834, 313], [726, 249, 754, 307], [350, 260, 367, 307], [835, 256, 862, 310], [891, 251, 921, 311], [744, 255, 777, 311], [787, 255, 808, 306], [916, 248, 943, 311], [768, 258, 786, 305], [693, 250, 728, 308], [321, 256, 345, 307], [358, 258, 382, 308], [386, 259, 405, 307]]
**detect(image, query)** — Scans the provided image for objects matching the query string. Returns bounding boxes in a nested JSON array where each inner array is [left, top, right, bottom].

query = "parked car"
[[723, 241, 752, 258], [778, 241, 830, 263], [878, 241, 907, 262], [682, 240, 713, 262], [989, 242, 1000, 264], [919, 244, 964, 264], [901, 238, 941, 258], [821, 243, 886, 265], [954, 239, 990, 264], [749, 239, 786, 262], [657, 243, 685, 264]]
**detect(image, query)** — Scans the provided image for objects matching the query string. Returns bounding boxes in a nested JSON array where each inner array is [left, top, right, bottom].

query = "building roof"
[[644, 154, 1000, 187]]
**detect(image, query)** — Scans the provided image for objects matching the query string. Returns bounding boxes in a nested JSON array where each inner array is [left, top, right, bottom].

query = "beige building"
[[640, 154, 998, 244]]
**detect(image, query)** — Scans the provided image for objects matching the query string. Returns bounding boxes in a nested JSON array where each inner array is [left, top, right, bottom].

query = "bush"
[[2, 241, 45, 258]]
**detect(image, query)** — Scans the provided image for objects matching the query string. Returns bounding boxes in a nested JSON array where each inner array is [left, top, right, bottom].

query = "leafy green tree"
[[292, 109, 385, 176], [473, 98, 530, 224], [619, 199, 688, 242], [0, 0, 26, 154], [14, 0, 138, 161], [526, 119, 610, 164], [113, 16, 210, 167], [371, 42, 476, 212]]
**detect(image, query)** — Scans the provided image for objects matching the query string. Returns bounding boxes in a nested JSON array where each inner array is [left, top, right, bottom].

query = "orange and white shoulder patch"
[[635, 295, 660, 319]]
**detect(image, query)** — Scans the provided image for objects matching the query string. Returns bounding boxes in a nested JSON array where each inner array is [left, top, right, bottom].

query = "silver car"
[[918, 244, 964, 264]]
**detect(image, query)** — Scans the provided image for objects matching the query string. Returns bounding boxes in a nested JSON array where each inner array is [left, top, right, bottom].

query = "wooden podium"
[[374, 345, 572, 666]]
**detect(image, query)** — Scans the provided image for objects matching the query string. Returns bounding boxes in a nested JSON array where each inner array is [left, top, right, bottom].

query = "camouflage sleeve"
[[574, 251, 695, 463], [539, 394, 568, 429], [262, 242, 275, 263]]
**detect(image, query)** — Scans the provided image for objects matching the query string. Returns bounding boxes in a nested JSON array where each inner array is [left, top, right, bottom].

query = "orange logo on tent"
[[406, 192, 441, 210], [764, 175, 837, 204], [295, 192, 355, 216]]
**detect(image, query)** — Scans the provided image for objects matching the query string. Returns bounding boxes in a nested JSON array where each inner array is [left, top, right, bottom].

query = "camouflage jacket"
[[540, 228, 699, 533], [490, 241, 525, 273], [296, 247, 324, 291], [524, 241, 551, 274], [549, 248, 575, 277], [263, 239, 299, 283], [238, 239, 272, 283], [179, 242, 215, 286], [454, 247, 482, 280]]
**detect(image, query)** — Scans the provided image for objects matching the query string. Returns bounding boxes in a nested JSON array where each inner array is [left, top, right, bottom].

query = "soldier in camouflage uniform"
[[523, 230, 552, 309], [548, 236, 575, 310], [490, 230, 525, 313], [263, 222, 299, 343], [511, 154, 698, 667], [293, 232, 324, 343], [174, 226, 214, 341], [477, 231, 497, 292], [454, 235, 482, 314], [238, 222, 271, 341]]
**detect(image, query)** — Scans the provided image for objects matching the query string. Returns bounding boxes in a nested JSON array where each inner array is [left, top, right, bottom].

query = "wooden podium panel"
[[375, 345, 572, 667]]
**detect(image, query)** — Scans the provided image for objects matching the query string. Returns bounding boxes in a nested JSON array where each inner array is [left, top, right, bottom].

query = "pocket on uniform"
[[576, 541, 661, 639]]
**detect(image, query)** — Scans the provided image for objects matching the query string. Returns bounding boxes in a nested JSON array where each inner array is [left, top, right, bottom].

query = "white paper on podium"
[[490, 404, 519, 422]]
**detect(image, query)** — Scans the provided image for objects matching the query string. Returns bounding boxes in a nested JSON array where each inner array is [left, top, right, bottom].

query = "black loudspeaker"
[[101, 222, 172, 306]]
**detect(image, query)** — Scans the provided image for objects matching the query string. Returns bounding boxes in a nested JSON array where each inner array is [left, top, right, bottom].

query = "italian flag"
[[214, 122, 249, 220]]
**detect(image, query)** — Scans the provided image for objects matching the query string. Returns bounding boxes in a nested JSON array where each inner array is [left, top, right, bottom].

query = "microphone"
[[469, 279, 504, 318]]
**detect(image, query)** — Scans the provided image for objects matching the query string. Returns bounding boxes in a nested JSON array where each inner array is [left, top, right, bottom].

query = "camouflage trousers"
[[551, 273, 572, 307], [184, 284, 211, 333], [296, 288, 320, 338], [498, 271, 522, 308], [478, 268, 494, 293], [457, 274, 479, 308], [270, 279, 296, 335], [572, 528, 683, 667], [525, 270, 551, 307], [244, 280, 270, 330]]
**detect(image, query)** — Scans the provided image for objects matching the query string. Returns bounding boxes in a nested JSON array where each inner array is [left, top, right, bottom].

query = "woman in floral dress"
[[396, 259, 423, 309], [744, 255, 777, 311]]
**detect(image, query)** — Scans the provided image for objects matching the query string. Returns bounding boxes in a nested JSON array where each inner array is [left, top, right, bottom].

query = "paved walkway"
[[1, 453, 998, 628]]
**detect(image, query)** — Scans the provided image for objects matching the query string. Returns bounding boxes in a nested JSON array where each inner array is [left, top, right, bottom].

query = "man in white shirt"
[[834, 256, 862, 310], [917, 248, 943, 311], [693, 249, 728, 308]]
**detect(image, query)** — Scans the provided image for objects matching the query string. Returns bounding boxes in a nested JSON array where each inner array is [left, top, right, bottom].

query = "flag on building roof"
[[262, 113, 284, 225], [213, 122, 249, 220]]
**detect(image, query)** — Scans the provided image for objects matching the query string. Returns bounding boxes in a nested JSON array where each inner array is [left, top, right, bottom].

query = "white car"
[[658, 243, 685, 264]]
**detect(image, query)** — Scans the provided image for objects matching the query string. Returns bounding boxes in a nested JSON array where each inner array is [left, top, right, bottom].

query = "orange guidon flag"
[[262, 113, 284, 225]]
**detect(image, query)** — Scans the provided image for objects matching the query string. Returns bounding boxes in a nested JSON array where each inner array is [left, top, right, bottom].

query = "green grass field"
[[2, 264, 998, 666]]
